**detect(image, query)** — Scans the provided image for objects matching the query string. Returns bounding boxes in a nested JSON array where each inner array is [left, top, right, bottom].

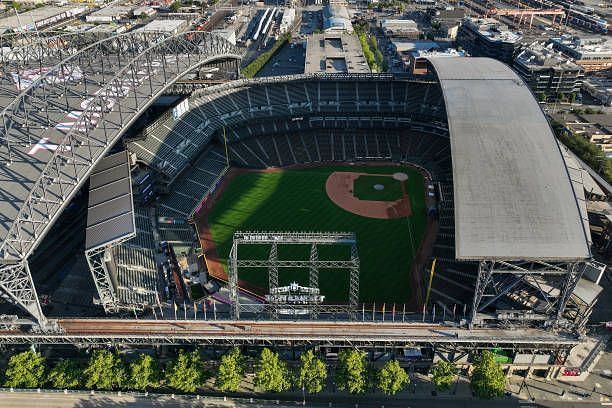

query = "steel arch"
[[0, 31, 241, 327]]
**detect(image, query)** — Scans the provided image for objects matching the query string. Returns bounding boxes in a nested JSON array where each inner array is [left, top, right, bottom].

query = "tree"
[[170, 1, 180, 12], [471, 351, 506, 399], [334, 349, 367, 394], [129, 354, 160, 391], [3, 351, 45, 388], [165, 350, 205, 393], [48, 359, 81, 389], [83, 350, 126, 390], [378, 360, 409, 395], [365, 365, 378, 393], [431, 360, 456, 391], [254, 348, 291, 393], [297, 350, 327, 394], [215, 347, 245, 392], [241, 34, 291, 78]]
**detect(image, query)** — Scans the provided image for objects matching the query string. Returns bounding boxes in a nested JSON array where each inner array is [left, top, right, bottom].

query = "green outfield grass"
[[353, 175, 404, 201], [207, 166, 427, 303]]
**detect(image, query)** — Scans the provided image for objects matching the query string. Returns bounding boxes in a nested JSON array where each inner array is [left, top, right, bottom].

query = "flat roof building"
[[305, 33, 369, 73], [279, 8, 295, 34], [85, 6, 133, 24], [550, 35, 612, 73], [514, 42, 583, 102], [0, 5, 86, 33], [133, 6, 157, 18], [582, 77, 612, 107], [139, 19, 187, 34], [456, 17, 521, 64], [380, 18, 420, 39], [433, 7, 466, 40]]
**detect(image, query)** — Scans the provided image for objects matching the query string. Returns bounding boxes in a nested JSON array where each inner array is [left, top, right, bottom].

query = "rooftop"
[[391, 39, 440, 53], [0, 5, 85, 32], [550, 35, 612, 58], [380, 18, 418, 29], [305, 33, 369, 74], [515, 42, 582, 71], [428, 57, 590, 261], [323, 4, 352, 33], [87, 6, 133, 18], [462, 17, 522, 44], [139, 19, 187, 33]]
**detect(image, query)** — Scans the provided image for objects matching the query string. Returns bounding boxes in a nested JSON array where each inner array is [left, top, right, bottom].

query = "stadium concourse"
[[0, 30, 604, 365]]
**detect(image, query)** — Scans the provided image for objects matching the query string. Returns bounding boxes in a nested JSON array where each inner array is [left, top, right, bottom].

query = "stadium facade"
[[0, 31, 605, 359]]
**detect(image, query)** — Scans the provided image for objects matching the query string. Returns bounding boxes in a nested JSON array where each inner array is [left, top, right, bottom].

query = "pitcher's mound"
[[326, 172, 411, 219]]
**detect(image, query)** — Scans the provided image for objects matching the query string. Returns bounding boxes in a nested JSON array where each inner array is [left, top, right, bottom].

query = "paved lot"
[[256, 42, 305, 77]]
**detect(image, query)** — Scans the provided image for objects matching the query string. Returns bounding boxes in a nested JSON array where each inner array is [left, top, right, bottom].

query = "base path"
[[325, 172, 411, 219]]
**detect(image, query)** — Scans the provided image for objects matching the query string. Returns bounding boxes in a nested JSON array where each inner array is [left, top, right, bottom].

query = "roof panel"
[[428, 57, 591, 261], [85, 151, 135, 251]]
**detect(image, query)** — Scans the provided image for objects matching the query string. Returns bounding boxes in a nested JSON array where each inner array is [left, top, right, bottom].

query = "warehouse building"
[[139, 19, 187, 34], [85, 6, 133, 23], [0, 5, 86, 33], [379, 18, 420, 39]]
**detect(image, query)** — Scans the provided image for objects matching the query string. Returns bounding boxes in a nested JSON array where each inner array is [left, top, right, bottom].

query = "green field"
[[207, 166, 426, 303], [353, 175, 404, 201]]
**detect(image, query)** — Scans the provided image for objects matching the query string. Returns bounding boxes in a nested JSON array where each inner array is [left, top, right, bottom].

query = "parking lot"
[[256, 41, 306, 77]]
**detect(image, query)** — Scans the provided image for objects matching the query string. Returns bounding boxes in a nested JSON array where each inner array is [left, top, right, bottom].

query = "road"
[[0, 391, 605, 408]]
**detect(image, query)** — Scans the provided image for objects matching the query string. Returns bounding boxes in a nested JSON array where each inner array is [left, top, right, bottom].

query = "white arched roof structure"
[[428, 57, 590, 261]]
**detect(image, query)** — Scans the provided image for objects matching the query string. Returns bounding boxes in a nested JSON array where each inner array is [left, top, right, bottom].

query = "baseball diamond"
[[196, 165, 428, 304]]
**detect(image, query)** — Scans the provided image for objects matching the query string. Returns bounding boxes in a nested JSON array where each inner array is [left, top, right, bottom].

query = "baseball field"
[[204, 165, 427, 304]]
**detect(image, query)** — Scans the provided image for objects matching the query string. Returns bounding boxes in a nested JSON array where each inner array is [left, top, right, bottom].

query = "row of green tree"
[[1, 349, 506, 398], [354, 23, 387, 73], [367, 0, 407, 13], [241, 34, 292, 79], [551, 119, 612, 183]]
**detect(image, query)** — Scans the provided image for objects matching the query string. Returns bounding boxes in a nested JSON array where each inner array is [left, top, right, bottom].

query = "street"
[[0, 391, 607, 408]]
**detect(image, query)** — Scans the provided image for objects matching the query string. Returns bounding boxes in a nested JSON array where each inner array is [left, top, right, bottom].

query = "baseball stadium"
[[0, 31, 607, 373]]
